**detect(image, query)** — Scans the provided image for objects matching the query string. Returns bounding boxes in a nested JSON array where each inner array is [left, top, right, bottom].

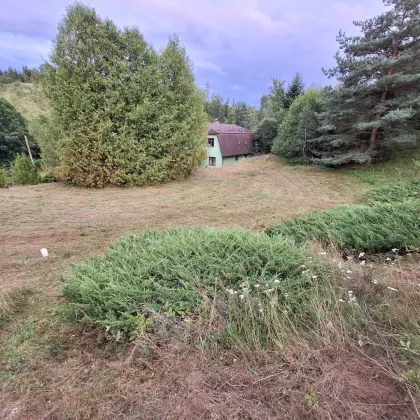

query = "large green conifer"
[[41, 3, 207, 187], [316, 0, 420, 165]]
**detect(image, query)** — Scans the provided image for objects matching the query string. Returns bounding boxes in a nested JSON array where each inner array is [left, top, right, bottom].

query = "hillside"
[[0, 83, 49, 120]]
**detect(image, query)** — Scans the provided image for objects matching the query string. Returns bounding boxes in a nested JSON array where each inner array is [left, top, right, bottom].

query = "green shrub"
[[41, 173, 57, 183], [62, 228, 314, 340], [364, 181, 420, 204], [0, 168, 7, 187], [266, 201, 420, 253], [12, 154, 40, 185]]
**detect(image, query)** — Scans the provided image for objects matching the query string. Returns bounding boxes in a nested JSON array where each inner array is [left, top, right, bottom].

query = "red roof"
[[208, 122, 254, 157]]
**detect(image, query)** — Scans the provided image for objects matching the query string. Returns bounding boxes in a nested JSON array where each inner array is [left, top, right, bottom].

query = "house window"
[[208, 138, 214, 147], [209, 157, 216, 166], [235, 156, 239, 161], [244, 140, 248, 145], [237, 139, 241, 144]]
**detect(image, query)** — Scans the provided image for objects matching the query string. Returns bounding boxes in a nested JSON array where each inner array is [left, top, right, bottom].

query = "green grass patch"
[[266, 201, 420, 253], [62, 228, 321, 341]]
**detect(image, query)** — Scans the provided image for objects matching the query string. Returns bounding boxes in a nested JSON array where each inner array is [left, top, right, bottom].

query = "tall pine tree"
[[284, 73, 305, 109], [315, 0, 420, 165]]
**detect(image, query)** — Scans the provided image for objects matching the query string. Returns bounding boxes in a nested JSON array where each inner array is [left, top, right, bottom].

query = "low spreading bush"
[[266, 201, 420, 253], [12, 154, 40, 185], [363, 180, 420, 204], [62, 228, 317, 340]]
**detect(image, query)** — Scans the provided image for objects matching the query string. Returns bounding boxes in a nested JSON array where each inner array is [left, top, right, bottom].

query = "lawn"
[[1, 157, 419, 419]]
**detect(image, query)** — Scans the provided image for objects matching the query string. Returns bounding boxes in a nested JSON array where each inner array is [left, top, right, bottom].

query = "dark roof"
[[208, 122, 254, 157], [209, 122, 252, 135]]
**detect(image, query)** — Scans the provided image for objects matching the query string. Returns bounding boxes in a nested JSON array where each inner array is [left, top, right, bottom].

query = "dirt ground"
[[3, 157, 418, 419]]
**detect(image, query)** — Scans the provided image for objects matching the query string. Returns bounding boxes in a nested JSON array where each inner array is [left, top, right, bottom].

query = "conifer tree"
[[316, 0, 420, 165], [41, 4, 207, 186], [284, 73, 305, 109]]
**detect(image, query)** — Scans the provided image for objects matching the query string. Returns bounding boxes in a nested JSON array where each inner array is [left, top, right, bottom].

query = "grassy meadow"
[[1, 152, 420, 419]]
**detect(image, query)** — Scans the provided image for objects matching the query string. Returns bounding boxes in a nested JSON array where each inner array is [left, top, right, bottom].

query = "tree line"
[[261, 0, 420, 165], [0, 66, 40, 84]]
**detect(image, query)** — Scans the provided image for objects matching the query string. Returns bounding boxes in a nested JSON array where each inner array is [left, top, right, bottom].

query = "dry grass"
[[0, 83, 49, 120], [1, 158, 419, 419]]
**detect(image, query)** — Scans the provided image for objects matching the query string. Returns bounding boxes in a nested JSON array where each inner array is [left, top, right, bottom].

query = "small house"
[[203, 121, 254, 168]]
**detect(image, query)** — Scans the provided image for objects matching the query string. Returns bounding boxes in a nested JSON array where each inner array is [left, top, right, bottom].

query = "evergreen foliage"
[[272, 89, 322, 158], [314, 0, 420, 166], [0, 98, 31, 165], [41, 4, 207, 187], [28, 116, 61, 168], [266, 200, 420, 253], [0, 66, 39, 84], [284, 72, 305, 109], [62, 228, 310, 339], [254, 117, 278, 153], [12, 154, 40, 185]]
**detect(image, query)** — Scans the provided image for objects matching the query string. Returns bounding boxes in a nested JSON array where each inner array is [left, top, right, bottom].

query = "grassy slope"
[[0, 83, 49, 120], [0, 159, 419, 419]]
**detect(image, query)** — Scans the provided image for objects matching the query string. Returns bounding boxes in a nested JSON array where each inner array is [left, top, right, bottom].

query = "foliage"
[[41, 4, 207, 187], [0, 66, 39, 84], [284, 72, 305, 109], [12, 154, 40, 185], [0, 167, 7, 187], [61, 228, 311, 340], [272, 89, 322, 158], [0, 98, 31, 165], [313, 0, 420, 166], [227, 101, 258, 129], [205, 92, 229, 123], [364, 180, 420, 203], [266, 200, 420, 253], [28, 116, 61, 168], [254, 117, 278, 153]]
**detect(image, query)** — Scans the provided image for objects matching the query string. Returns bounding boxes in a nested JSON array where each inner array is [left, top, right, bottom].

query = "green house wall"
[[202, 135, 252, 168]]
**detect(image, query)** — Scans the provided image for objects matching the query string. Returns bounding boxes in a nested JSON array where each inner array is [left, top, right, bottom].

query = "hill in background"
[[0, 83, 48, 120]]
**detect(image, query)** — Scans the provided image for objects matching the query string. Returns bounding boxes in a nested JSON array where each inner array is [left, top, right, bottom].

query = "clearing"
[[1, 158, 418, 419]]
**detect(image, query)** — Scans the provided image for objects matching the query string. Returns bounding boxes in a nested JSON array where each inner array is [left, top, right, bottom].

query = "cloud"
[[0, 0, 388, 105]]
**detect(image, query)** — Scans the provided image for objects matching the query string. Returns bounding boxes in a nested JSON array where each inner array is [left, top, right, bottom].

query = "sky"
[[0, 0, 386, 106]]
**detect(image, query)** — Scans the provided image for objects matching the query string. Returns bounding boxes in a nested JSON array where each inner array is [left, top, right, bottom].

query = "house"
[[203, 121, 254, 168]]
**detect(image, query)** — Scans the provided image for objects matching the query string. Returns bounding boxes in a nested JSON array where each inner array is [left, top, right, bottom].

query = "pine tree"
[[316, 0, 420, 165], [284, 73, 305, 109]]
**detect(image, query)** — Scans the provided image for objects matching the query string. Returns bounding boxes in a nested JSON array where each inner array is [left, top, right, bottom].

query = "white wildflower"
[[265, 288, 274, 293], [234, 291, 238, 294], [346, 270, 352, 274], [254, 284, 260, 288], [387, 286, 398, 292], [318, 252, 328, 255], [391, 248, 399, 253], [360, 260, 366, 265], [359, 252, 365, 258], [274, 279, 280, 284], [284, 293, 289, 298], [347, 256, 354, 260], [301, 265, 306, 268], [239, 294, 244, 300], [259, 309, 263, 313], [371, 280, 378, 285], [348, 290, 354, 296], [346, 276, 352, 280], [265, 283, 269, 287], [312, 275, 318, 279], [385, 257, 392, 261], [338, 299, 346, 303], [228, 289, 235, 295]]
